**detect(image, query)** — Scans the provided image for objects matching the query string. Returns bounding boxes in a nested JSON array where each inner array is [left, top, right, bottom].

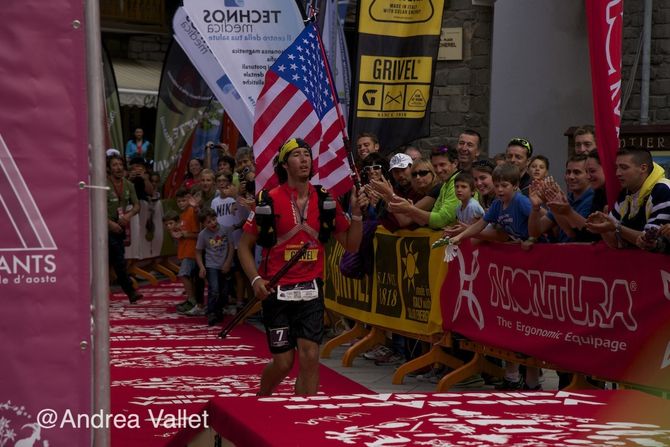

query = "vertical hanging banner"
[[585, 0, 623, 207], [352, 0, 444, 154], [152, 42, 213, 184], [102, 45, 125, 152], [315, 0, 352, 122], [0, 1, 90, 445], [181, 0, 305, 118], [173, 6, 254, 144]]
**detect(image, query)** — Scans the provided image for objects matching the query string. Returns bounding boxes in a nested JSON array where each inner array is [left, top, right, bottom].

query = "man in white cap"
[[370, 153, 421, 232]]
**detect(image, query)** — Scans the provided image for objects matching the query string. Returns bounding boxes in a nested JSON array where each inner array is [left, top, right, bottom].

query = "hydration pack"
[[254, 185, 336, 248]]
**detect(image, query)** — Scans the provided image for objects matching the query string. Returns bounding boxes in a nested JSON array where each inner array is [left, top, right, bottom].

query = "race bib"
[[277, 280, 319, 301]]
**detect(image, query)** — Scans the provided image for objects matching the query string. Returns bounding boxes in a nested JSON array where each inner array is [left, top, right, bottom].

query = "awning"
[[112, 59, 162, 108]]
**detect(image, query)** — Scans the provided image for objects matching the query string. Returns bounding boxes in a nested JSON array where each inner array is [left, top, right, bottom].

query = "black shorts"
[[262, 281, 324, 354]]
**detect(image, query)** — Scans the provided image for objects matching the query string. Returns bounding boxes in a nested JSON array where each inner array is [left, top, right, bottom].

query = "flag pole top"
[[306, 3, 319, 23]]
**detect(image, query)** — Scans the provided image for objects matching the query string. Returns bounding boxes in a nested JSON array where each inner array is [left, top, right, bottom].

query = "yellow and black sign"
[[324, 227, 446, 335], [359, 0, 444, 38], [357, 56, 432, 119]]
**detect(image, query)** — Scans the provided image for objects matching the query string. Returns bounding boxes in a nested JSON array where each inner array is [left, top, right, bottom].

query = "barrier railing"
[[324, 228, 670, 393]]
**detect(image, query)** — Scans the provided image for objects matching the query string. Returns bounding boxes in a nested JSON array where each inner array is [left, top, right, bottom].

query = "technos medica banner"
[[0, 1, 90, 445], [182, 0, 305, 117]]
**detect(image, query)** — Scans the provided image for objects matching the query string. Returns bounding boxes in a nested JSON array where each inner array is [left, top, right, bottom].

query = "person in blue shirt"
[[125, 128, 151, 162], [450, 163, 532, 245]]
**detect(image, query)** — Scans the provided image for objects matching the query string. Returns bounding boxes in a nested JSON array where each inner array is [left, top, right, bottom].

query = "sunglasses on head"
[[431, 146, 450, 156], [411, 170, 432, 178], [508, 137, 533, 155], [363, 164, 382, 171]]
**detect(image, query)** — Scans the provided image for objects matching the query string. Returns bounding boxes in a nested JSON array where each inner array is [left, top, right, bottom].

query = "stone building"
[[102, 0, 670, 174]]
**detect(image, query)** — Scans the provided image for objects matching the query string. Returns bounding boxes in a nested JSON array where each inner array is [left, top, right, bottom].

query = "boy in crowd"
[[211, 173, 246, 313], [450, 163, 539, 390], [196, 208, 234, 326], [172, 188, 203, 315], [454, 172, 484, 225], [450, 163, 532, 245]]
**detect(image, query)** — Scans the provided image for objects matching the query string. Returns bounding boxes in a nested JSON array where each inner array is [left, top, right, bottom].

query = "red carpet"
[[208, 390, 670, 446], [109, 281, 369, 446]]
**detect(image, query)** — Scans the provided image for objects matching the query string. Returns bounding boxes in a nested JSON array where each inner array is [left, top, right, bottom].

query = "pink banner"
[[586, 0, 623, 207], [442, 241, 670, 390], [0, 1, 90, 445]]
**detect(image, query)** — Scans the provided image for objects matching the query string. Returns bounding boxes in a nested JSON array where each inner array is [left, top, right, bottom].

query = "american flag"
[[253, 23, 353, 197]]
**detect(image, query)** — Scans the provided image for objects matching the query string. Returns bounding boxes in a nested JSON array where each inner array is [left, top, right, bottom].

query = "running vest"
[[255, 185, 336, 248]]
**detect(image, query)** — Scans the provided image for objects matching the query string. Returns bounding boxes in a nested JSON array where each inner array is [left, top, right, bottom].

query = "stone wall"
[[621, 1, 670, 124], [419, 2, 493, 152]]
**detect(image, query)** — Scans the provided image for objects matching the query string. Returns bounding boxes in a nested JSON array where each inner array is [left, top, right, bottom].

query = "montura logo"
[[0, 133, 57, 251], [452, 248, 484, 329]]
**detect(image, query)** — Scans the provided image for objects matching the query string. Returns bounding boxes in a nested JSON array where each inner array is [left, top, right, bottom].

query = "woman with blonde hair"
[[409, 158, 441, 197]]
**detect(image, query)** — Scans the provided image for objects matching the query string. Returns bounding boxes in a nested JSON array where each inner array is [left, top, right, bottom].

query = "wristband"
[[251, 275, 262, 287], [351, 215, 363, 222]]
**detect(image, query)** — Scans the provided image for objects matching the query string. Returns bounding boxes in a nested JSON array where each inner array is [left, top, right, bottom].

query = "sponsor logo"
[[0, 134, 58, 286]]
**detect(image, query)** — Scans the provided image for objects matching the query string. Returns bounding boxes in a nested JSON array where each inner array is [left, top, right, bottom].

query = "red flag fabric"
[[585, 0, 624, 207], [253, 23, 353, 197]]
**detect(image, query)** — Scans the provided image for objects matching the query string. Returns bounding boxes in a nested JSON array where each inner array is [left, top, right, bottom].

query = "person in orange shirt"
[[173, 188, 201, 315]]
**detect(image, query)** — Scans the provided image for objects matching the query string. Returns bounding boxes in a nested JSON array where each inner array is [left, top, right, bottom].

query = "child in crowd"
[[173, 188, 203, 316], [450, 163, 532, 244], [454, 172, 484, 225], [443, 172, 485, 238], [210, 173, 243, 314], [196, 208, 233, 326], [529, 155, 550, 180], [449, 163, 539, 390], [191, 168, 217, 209]]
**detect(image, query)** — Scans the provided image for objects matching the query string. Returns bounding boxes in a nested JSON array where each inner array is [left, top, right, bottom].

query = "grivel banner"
[[351, 0, 444, 155], [442, 241, 670, 391], [585, 0, 623, 207], [0, 1, 90, 445]]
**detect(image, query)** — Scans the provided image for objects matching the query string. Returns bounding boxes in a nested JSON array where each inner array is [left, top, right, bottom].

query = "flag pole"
[[307, 5, 361, 188], [84, 0, 111, 445]]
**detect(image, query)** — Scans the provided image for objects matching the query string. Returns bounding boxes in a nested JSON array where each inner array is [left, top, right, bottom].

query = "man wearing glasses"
[[387, 146, 461, 229], [370, 153, 422, 232]]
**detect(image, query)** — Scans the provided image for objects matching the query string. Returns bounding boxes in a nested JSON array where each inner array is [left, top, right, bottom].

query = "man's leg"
[[258, 350, 294, 396], [295, 338, 320, 395], [109, 232, 139, 302]]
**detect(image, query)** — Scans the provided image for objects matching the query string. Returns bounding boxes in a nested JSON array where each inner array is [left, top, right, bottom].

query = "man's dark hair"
[[197, 207, 217, 223], [574, 125, 596, 138], [356, 132, 378, 145], [566, 154, 588, 165], [617, 146, 653, 170], [218, 155, 236, 171], [492, 163, 521, 186], [106, 154, 125, 169], [360, 152, 391, 183], [273, 139, 314, 184], [461, 129, 482, 149], [430, 145, 458, 163]]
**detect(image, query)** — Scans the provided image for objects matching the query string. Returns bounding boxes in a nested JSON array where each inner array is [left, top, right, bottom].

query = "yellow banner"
[[358, 0, 445, 37], [324, 227, 446, 335], [357, 56, 432, 119]]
